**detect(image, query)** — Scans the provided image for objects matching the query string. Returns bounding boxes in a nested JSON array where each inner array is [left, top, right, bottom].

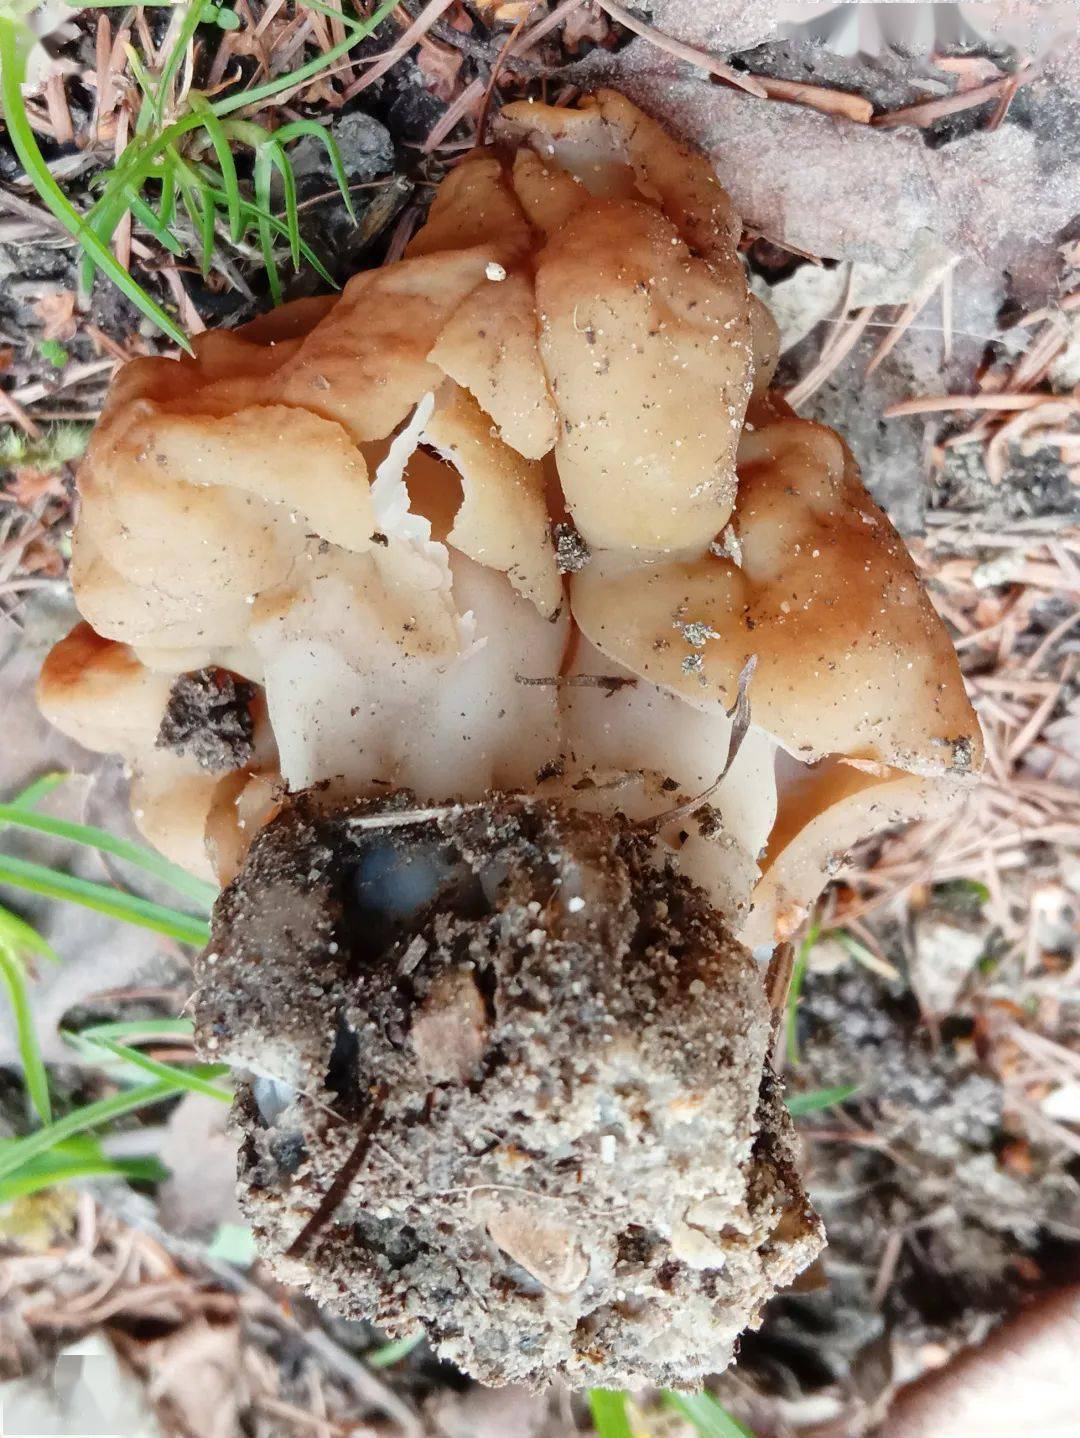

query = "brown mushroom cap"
[[572, 413, 983, 777], [423, 383, 561, 616], [37, 624, 264, 883], [38, 89, 982, 947], [534, 195, 753, 552], [741, 760, 963, 949]]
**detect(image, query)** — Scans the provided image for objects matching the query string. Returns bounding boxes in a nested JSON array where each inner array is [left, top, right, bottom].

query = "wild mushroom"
[[38, 90, 981, 1388]]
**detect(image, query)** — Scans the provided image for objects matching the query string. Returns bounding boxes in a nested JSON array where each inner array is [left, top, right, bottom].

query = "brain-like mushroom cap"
[[571, 405, 983, 778], [39, 90, 980, 950]]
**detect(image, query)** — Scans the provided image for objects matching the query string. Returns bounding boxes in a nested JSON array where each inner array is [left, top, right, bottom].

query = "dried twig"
[[873, 65, 1035, 128], [593, 0, 766, 98], [478, 1, 540, 144], [885, 393, 1074, 418], [641, 654, 757, 832], [343, 0, 457, 99], [866, 258, 958, 377], [787, 307, 875, 408], [752, 75, 872, 124], [285, 1085, 388, 1261]]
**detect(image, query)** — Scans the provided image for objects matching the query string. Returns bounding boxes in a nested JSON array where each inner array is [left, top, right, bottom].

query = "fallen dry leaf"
[[20, 534, 66, 577], [417, 37, 464, 101], [34, 290, 78, 342], [563, 6, 611, 51], [9, 466, 69, 508], [141, 1317, 247, 1438]]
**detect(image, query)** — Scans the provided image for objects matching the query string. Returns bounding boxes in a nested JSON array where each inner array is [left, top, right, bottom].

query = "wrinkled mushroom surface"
[[38, 90, 982, 1388], [39, 89, 981, 926]]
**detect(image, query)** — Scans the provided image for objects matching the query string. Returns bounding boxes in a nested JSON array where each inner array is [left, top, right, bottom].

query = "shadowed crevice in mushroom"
[[199, 790, 821, 1390]]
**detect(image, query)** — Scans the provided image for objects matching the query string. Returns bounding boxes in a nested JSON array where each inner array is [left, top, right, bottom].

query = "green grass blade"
[[786, 916, 819, 1068], [275, 119, 357, 223], [229, 188, 337, 290], [197, 187, 218, 275], [367, 1333, 423, 1368], [70, 1033, 230, 1103], [0, 19, 190, 352], [123, 38, 159, 110], [0, 803, 218, 910], [158, 159, 178, 229], [0, 906, 60, 965], [151, 0, 205, 131], [588, 1391, 633, 1438], [0, 1079, 182, 1181], [0, 854, 211, 948], [0, 942, 52, 1123], [0, 1153, 168, 1204], [77, 1018, 196, 1043], [211, 0, 400, 119], [189, 96, 244, 242], [266, 143, 301, 268], [253, 145, 282, 304], [125, 187, 186, 256], [786, 1084, 859, 1118], [174, 164, 217, 275], [662, 1392, 756, 1438], [9, 774, 67, 811]]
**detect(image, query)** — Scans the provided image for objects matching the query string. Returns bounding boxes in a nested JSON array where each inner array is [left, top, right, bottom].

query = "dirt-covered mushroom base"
[[194, 790, 822, 1389]]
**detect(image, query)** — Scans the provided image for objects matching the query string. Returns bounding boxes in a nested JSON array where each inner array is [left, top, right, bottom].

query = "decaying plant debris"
[[2, 3, 1079, 1435], [32, 75, 986, 1387]]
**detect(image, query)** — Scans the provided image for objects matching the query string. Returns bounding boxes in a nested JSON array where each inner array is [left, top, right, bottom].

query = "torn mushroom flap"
[[570, 399, 984, 942], [252, 391, 568, 802]]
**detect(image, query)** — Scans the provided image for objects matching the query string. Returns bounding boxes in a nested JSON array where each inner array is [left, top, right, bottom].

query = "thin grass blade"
[[0, 906, 60, 965], [662, 1392, 756, 1438], [77, 1018, 196, 1043], [8, 774, 66, 811], [0, 21, 188, 348], [786, 1084, 859, 1118], [587, 1390, 633, 1438], [176, 165, 217, 275], [253, 146, 282, 303], [786, 915, 820, 1068], [367, 1333, 424, 1368], [0, 1152, 168, 1205], [125, 188, 186, 255], [266, 142, 301, 268], [0, 803, 218, 910], [0, 855, 211, 947], [70, 1032, 230, 1103], [275, 119, 357, 223], [150, 0, 205, 130], [190, 95, 244, 242], [158, 158, 178, 229], [0, 941, 52, 1124], [211, 0, 400, 119], [0, 1079, 182, 1181]]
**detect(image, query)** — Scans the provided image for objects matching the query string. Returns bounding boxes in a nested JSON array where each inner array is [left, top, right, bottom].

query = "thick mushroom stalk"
[[37, 90, 982, 1388]]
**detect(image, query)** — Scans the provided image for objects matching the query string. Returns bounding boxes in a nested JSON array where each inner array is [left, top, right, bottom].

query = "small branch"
[[515, 672, 637, 696], [285, 1084, 388, 1261], [593, 0, 767, 99], [885, 393, 1075, 419], [873, 65, 1035, 128], [640, 653, 757, 833], [753, 75, 872, 124]]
